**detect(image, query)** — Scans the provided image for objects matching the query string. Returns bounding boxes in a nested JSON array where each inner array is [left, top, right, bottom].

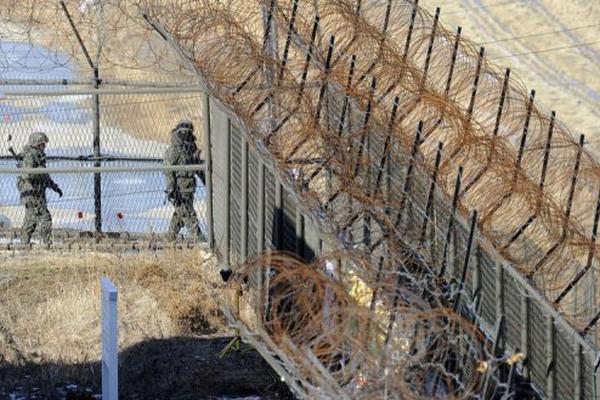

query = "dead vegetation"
[[0, 248, 224, 368], [0, 249, 273, 398], [0, 250, 293, 399]]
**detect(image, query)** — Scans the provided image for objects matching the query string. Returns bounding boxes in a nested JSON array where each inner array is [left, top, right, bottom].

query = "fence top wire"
[[0, 163, 205, 174], [0, 86, 206, 96], [0, 0, 201, 86]]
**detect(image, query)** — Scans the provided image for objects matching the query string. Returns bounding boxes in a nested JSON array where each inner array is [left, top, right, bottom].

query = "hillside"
[[420, 0, 600, 154]]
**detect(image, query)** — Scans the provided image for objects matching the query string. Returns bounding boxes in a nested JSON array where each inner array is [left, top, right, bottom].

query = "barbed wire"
[[479, 22, 600, 45], [490, 38, 600, 60], [0, 0, 196, 84], [226, 251, 493, 399], [2, 0, 598, 396], [156, 0, 599, 314], [139, 0, 600, 396]]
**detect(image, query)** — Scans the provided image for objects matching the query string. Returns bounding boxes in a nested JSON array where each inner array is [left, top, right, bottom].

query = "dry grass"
[[0, 249, 295, 399], [0, 250, 293, 400], [0, 248, 226, 368]]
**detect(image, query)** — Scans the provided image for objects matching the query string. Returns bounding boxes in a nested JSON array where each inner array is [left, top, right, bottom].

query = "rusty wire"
[[4, 0, 599, 396], [226, 251, 490, 399], [139, 0, 600, 396], [149, 0, 600, 327], [0, 0, 192, 82]]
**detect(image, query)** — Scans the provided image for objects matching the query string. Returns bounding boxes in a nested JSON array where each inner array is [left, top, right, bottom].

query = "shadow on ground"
[[0, 336, 295, 400]]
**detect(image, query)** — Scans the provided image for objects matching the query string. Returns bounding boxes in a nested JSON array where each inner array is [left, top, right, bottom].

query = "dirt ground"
[[0, 249, 294, 400]]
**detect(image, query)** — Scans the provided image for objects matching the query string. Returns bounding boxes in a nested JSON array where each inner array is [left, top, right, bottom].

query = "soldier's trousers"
[[168, 192, 201, 241], [21, 196, 52, 244]]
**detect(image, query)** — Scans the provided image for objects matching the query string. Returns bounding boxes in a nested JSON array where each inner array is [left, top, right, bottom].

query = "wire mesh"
[[0, 0, 197, 85], [0, 89, 207, 241]]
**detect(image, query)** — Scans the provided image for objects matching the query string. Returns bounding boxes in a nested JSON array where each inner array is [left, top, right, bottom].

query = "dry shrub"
[[132, 250, 225, 334], [0, 248, 224, 368]]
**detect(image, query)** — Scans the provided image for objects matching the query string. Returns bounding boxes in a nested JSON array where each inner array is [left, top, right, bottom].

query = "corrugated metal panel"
[[462, 243, 478, 300], [429, 187, 453, 267], [504, 274, 523, 351], [247, 149, 259, 257], [581, 350, 594, 400], [367, 130, 388, 198], [303, 217, 320, 261], [554, 327, 575, 399], [327, 88, 347, 134], [528, 300, 547, 397], [347, 212, 365, 247], [210, 97, 600, 400], [264, 169, 276, 249], [458, 333, 476, 388], [230, 122, 243, 262], [281, 189, 297, 252], [209, 102, 230, 258], [479, 253, 496, 326], [387, 146, 406, 211], [451, 223, 469, 282], [367, 212, 385, 251], [407, 168, 432, 240]]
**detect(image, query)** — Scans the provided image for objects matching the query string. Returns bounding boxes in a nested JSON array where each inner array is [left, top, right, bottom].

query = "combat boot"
[[21, 233, 31, 245], [166, 231, 178, 242], [193, 227, 206, 243]]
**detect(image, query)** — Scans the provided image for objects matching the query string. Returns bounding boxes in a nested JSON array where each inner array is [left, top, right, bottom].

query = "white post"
[[101, 277, 118, 400]]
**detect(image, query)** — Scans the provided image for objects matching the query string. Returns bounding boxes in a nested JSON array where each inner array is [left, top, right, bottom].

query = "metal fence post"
[[59, 0, 102, 233], [93, 67, 102, 233], [203, 93, 214, 248], [546, 315, 556, 399], [521, 295, 530, 380], [225, 118, 231, 264]]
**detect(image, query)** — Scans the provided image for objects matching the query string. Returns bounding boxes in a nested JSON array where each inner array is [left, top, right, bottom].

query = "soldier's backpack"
[[14, 151, 31, 194]]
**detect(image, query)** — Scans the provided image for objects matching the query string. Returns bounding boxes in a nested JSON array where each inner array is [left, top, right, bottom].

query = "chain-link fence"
[[0, 84, 208, 243]]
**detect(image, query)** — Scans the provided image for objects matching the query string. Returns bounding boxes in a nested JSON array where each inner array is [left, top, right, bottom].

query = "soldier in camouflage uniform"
[[164, 120, 204, 241], [17, 132, 63, 244]]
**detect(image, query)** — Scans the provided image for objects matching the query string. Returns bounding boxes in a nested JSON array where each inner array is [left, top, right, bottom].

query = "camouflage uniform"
[[164, 120, 204, 241], [17, 132, 62, 244]]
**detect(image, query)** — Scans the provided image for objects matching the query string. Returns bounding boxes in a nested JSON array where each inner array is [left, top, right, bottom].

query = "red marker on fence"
[[77, 211, 83, 219], [117, 212, 124, 220]]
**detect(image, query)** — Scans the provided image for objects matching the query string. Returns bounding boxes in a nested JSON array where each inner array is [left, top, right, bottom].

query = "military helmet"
[[28, 131, 49, 147], [174, 119, 194, 133]]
